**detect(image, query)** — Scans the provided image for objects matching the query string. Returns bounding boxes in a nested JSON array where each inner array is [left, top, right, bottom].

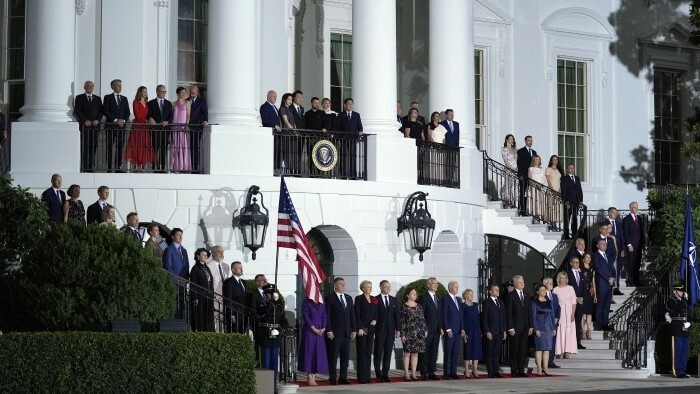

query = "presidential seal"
[[311, 139, 338, 171]]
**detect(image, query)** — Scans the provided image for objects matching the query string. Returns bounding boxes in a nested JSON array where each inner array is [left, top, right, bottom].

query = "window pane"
[[179, 0, 194, 18], [178, 52, 195, 82], [178, 20, 194, 50], [8, 17, 25, 48], [565, 61, 575, 83], [576, 158, 585, 181], [9, 0, 25, 17], [558, 135, 564, 155], [7, 49, 24, 80], [557, 84, 565, 108], [8, 82, 25, 122], [566, 85, 575, 108], [195, 22, 207, 49], [566, 109, 576, 132], [558, 108, 566, 131], [195, 0, 208, 20], [565, 135, 575, 157]]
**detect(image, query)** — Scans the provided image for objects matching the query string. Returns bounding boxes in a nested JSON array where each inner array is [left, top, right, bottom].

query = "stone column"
[[19, 0, 75, 122], [207, 0, 259, 126]]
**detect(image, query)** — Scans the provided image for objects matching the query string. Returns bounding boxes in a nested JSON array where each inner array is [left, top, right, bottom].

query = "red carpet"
[[295, 373, 562, 387]]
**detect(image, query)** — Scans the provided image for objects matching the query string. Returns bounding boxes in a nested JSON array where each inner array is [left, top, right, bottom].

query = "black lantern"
[[397, 191, 436, 261], [232, 185, 269, 260]]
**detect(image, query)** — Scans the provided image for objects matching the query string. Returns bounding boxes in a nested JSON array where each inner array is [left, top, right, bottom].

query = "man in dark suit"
[[622, 201, 644, 287], [482, 283, 506, 378], [325, 277, 356, 385], [304, 97, 325, 131], [40, 174, 66, 224], [419, 277, 442, 380], [567, 238, 586, 263], [608, 207, 626, 295], [561, 162, 584, 239], [401, 101, 426, 127], [260, 90, 281, 131], [567, 257, 586, 349], [440, 109, 460, 147], [223, 261, 248, 333], [516, 135, 536, 216], [102, 79, 130, 172], [593, 238, 616, 330], [188, 85, 208, 173], [122, 212, 143, 243], [591, 221, 617, 277], [338, 98, 364, 178], [86, 185, 110, 224], [373, 280, 400, 383], [506, 275, 533, 377], [148, 84, 173, 172], [162, 228, 189, 318], [441, 281, 464, 379], [292, 90, 305, 129], [73, 80, 103, 172]]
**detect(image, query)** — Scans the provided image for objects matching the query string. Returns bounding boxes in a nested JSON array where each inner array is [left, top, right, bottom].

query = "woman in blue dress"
[[461, 289, 483, 378], [531, 284, 557, 376]]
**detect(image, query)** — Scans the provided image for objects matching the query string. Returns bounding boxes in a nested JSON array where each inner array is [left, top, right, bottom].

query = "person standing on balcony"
[[147, 85, 173, 172], [527, 155, 547, 222], [440, 109, 459, 147], [321, 98, 337, 131], [260, 90, 282, 131], [501, 134, 519, 206], [125, 86, 155, 172], [86, 185, 111, 225], [103, 79, 130, 173], [425, 111, 444, 143], [74, 81, 102, 172], [207, 245, 229, 333], [608, 207, 626, 296], [403, 108, 423, 140], [622, 201, 644, 287], [305, 97, 325, 131], [170, 87, 192, 173], [277, 93, 296, 174], [188, 85, 208, 172], [666, 282, 692, 378], [592, 221, 617, 287], [401, 101, 426, 127], [516, 135, 537, 216], [545, 155, 564, 229], [163, 228, 189, 318], [593, 238, 615, 331], [561, 162, 583, 239], [338, 98, 363, 178], [292, 90, 306, 129]]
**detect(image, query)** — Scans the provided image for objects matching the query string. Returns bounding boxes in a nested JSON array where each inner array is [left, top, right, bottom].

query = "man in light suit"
[[325, 277, 356, 385], [86, 185, 111, 224], [516, 136, 536, 216], [260, 90, 281, 131], [482, 283, 506, 378], [102, 79, 130, 172], [440, 109, 460, 147], [608, 207, 626, 295], [338, 98, 364, 178], [207, 245, 230, 332], [163, 228, 189, 318], [188, 85, 208, 173], [593, 238, 616, 330], [223, 261, 247, 334], [441, 281, 465, 379], [419, 277, 442, 380], [506, 275, 533, 377], [41, 174, 66, 224], [73, 80, 103, 171], [561, 163, 584, 239], [374, 280, 401, 383], [622, 201, 644, 287], [147, 85, 173, 172]]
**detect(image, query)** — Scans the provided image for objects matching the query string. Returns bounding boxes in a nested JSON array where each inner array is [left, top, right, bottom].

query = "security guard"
[[665, 282, 692, 378], [256, 283, 289, 393]]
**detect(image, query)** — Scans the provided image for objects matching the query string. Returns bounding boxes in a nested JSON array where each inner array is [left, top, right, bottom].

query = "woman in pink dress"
[[124, 86, 155, 171], [170, 86, 191, 173], [553, 271, 578, 358]]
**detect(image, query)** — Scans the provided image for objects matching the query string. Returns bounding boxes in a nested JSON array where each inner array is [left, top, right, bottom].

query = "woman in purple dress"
[[170, 86, 191, 173], [297, 298, 329, 386]]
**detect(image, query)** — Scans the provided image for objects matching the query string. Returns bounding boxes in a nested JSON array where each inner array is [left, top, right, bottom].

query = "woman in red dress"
[[125, 86, 155, 171]]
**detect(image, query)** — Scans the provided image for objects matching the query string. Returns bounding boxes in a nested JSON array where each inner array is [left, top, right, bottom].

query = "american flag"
[[277, 176, 327, 303]]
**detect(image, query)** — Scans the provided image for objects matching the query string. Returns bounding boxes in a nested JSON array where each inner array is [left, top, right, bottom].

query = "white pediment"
[[639, 22, 694, 48], [474, 0, 513, 25], [541, 7, 614, 40]]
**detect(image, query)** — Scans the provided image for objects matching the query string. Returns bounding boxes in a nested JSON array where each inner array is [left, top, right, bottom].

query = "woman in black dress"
[[579, 252, 596, 339], [189, 248, 215, 332], [62, 184, 85, 226], [354, 280, 378, 383], [403, 108, 423, 140]]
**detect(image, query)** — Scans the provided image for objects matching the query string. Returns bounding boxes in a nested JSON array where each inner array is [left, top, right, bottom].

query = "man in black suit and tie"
[[86, 185, 111, 224], [41, 174, 66, 224], [608, 207, 626, 295], [373, 280, 400, 383], [506, 275, 533, 377], [419, 277, 442, 380], [593, 239, 616, 330], [482, 283, 506, 378], [292, 90, 305, 129], [568, 256, 586, 349], [102, 79, 130, 172], [622, 201, 644, 286], [516, 135, 536, 215], [148, 85, 173, 172], [223, 261, 248, 333], [123, 212, 143, 243], [561, 163, 584, 239], [188, 85, 208, 173], [325, 277, 356, 385], [74, 80, 103, 171], [567, 238, 586, 263], [338, 98, 364, 178]]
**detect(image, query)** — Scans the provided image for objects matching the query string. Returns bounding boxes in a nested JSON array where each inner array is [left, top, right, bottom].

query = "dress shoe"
[[520, 372, 529, 377], [613, 289, 624, 295], [578, 344, 587, 349], [611, 300, 616, 304], [495, 373, 504, 378], [428, 374, 439, 380], [488, 374, 495, 378], [676, 373, 687, 378], [328, 379, 337, 385], [338, 379, 351, 384], [383, 376, 391, 383], [511, 372, 520, 378], [548, 363, 560, 368], [442, 375, 451, 380]]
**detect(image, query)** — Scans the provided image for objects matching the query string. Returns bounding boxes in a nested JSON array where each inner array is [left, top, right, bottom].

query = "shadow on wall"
[[197, 189, 239, 252], [619, 144, 655, 191]]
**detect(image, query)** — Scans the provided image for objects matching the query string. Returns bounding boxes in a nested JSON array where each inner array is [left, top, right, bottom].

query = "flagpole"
[[274, 161, 285, 286]]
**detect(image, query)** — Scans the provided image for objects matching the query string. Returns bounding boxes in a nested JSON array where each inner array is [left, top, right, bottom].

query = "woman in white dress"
[[528, 155, 546, 220], [500, 134, 518, 205]]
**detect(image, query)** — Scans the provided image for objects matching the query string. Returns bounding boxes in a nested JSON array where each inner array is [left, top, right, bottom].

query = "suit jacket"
[[189, 96, 208, 125], [375, 293, 401, 335], [548, 292, 561, 321], [593, 250, 616, 284], [354, 295, 378, 333], [325, 293, 356, 338], [481, 296, 506, 336], [103, 93, 130, 123], [609, 219, 625, 256], [420, 292, 442, 334], [441, 294, 464, 333], [123, 227, 143, 243], [338, 111, 363, 133], [223, 276, 248, 307], [163, 243, 189, 279], [506, 290, 532, 332], [439, 120, 460, 146], [567, 248, 586, 265], [591, 234, 616, 264], [147, 98, 173, 123], [248, 288, 266, 311], [561, 173, 583, 204], [516, 147, 537, 177], [292, 105, 305, 129], [622, 214, 643, 247], [145, 238, 163, 260], [86, 201, 111, 224], [73, 93, 103, 126], [41, 187, 66, 223], [259, 101, 281, 128], [567, 269, 584, 298], [304, 109, 325, 130], [207, 260, 230, 295]]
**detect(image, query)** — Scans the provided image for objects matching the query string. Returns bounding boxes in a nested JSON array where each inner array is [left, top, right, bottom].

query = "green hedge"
[[0, 332, 256, 393]]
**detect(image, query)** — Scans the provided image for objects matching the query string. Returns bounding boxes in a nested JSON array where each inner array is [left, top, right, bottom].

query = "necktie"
[[570, 175, 575, 182], [116, 94, 120, 105], [547, 292, 552, 301], [159, 99, 164, 115], [298, 106, 302, 116], [453, 296, 459, 309], [177, 246, 183, 259], [519, 291, 524, 303], [612, 221, 615, 234], [218, 264, 225, 282], [55, 190, 60, 201], [191, 97, 196, 105], [528, 148, 531, 157], [340, 295, 346, 308], [433, 294, 437, 306], [493, 298, 498, 307], [238, 278, 244, 290], [384, 295, 388, 308], [448, 121, 453, 131], [575, 270, 580, 286], [88, 95, 92, 103], [133, 228, 139, 240], [603, 252, 608, 262], [347, 111, 351, 118]]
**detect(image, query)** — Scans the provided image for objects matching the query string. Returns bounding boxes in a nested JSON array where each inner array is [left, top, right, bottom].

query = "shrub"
[[396, 278, 448, 304], [0, 332, 256, 393]]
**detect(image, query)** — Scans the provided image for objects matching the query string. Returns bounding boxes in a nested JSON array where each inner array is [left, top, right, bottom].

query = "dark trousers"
[[356, 332, 373, 383], [673, 336, 689, 376], [420, 330, 440, 376], [373, 331, 394, 379], [509, 330, 529, 374], [485, 335, 503, 375], [80, 125, 99, 170], [327, 335, 350, 381], [189, 127, 201, 173], [627, 247, 642, 285], [152, 128, 168, 171], [106, 127, 125, 170], [443, 333, 460, 377], [574, 306, 584, 345], [518, 177, 528, 215], [563, 203, 579, 237], [595, 283, 613, 327], [615, 257, 623, 288]]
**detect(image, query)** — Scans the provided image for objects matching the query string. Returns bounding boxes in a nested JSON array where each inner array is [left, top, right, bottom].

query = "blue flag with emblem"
[[680, 193, 700, 306]]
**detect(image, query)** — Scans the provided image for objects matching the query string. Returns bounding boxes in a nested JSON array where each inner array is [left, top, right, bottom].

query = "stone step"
[[526, 223, 549, 232], [554, 357, 622, 369], [542, 231, 564, 241], [580, 339, 611, 350], [512, 216, 533, 225], [486, 201, 503, 209], [552, 368, 651, 379], [495, 208, 519, 218], [567, 348, 617, 359]]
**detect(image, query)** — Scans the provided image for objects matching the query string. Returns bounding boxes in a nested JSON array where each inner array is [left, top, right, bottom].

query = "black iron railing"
[[273, 128, 367, 180], [416, 141, 461, 188], [0, 129, 9, 175], [280, 327, 298, 384], [80, 123, 206, 174]]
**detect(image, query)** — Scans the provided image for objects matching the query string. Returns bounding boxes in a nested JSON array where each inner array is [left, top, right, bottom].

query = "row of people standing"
[[398, 101, 460, 147]]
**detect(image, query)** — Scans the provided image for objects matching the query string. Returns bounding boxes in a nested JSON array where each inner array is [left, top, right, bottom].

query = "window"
[[475, 49, 485, 149], [5, 0, 26, 122], [330, 33, 352, 113], [652, 70, 682, 184], [178, 0, 208, 89], [557, 59, 588, 181]]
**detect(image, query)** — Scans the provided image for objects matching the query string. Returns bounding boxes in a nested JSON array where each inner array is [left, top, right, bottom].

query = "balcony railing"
[[273, 128, 367, 180], [416, 140, 461, 188], [80, 123, 205, 174]]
